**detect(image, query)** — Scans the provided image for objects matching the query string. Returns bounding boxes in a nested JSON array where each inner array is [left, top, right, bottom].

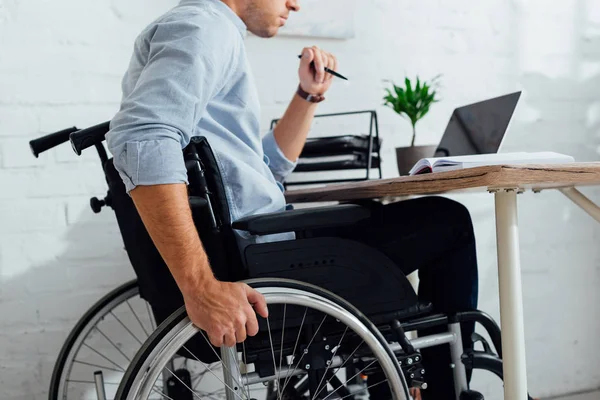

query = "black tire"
[[115, 278, 409, 400], [48, 279, 140, 400]]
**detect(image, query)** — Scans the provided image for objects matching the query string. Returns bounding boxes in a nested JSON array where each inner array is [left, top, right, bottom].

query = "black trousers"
[[313, 196, 479, 399]]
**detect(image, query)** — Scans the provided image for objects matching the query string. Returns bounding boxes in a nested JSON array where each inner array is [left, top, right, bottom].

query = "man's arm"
[[130, 184, 211, 295], [130, 184, 267, 347], [271, 88, 319, 162], [106, 18, 267, 348], [264, 46, 339, 178]]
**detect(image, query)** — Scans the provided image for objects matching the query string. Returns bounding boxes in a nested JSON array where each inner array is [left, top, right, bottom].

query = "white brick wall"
[[1, 0, 599, 399]]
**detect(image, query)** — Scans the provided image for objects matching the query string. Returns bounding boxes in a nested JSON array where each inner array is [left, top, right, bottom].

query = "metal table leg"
[[494, 189, 528, 400], [560, 187, 600, 223]]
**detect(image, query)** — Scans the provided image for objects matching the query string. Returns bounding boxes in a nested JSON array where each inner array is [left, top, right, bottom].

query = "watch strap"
[[296, 85, 325, 103]]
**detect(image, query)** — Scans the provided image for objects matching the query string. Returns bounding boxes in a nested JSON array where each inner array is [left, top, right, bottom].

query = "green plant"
[[383, 76, 440, 147]]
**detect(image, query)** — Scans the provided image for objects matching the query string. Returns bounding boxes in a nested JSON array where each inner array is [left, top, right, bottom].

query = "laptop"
[[434, 91, 522, 158], [409, 90, 573, 175]]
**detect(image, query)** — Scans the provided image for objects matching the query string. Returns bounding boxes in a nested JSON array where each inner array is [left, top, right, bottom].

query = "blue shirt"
[[106, 0, 297, 242]]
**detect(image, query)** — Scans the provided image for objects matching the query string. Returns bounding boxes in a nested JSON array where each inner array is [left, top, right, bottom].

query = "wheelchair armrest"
[[231, 204, 370, 235]]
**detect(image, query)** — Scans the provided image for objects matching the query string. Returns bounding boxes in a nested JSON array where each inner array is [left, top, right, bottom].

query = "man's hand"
[[272, 46, 338, 162], [129, 185, 269, 348], [183, 279, 269, 347], [298, 46, 338, 96]]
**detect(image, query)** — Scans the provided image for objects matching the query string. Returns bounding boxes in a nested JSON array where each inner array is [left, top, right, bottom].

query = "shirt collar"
[[179, 0, 247, 36]]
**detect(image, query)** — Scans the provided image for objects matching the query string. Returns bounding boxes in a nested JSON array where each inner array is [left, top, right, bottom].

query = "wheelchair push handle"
[[69, 121, 110, 155], [29, 126, 78, 158]]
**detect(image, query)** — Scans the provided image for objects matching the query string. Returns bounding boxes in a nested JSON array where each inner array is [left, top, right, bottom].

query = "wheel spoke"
[[311, 326, 348, 400], [208, 388, 227, 399], [66, 379, 121, 385], [321, 359, 378, 400], [312, 340, 365, 400], [191, 368, 210, 389], [110, 310, 144, 345], [96, 327, 132, 363], [73, 359, 124, 373], [151, 386, 175, 400], [126, 299, 150, 337], [280, 314, 327, 395], [287, 308, 308, 375], [81, 343, 126, 372], [266, 316, 283, 399], [278, 304, 287, 395], [332, 341, 364, 375]]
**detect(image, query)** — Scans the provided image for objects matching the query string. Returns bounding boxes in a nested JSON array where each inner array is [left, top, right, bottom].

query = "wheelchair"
[[29, 122, 532, 400]]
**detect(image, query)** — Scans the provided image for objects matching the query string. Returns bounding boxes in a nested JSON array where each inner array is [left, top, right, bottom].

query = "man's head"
[[225, 0, 300, 38]]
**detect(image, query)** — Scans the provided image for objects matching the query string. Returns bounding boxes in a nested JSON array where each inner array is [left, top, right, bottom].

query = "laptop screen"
[[435, 91, 521, 157]]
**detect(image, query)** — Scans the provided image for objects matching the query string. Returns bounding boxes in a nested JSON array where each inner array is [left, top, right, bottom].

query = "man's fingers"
[[312, 46, 325, 83], [301, 47, 314, 66], [333, 55, 339, 81], [300, 46, 338, 86], [235, 316, 247, 343], [245, 286, 269, 318], [245, 306, 260, 337], [223, 331, 236, 348], [208, 331, 224, 348], [326, 53, 336, 82], [325, 53, 332, 82]]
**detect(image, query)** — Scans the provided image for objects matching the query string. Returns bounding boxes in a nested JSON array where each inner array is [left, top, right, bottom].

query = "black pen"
[[297, 55, 348, 81]]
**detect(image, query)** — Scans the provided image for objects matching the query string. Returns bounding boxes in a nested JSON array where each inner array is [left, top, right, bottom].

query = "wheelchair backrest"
[[182, 136, 245, 280]]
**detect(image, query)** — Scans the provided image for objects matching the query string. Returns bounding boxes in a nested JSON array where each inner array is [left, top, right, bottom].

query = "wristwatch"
[[296, 85, 325, 103]]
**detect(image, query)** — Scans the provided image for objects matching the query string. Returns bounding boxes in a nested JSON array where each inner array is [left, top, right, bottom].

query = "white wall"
[[1, 0, 599, 398]]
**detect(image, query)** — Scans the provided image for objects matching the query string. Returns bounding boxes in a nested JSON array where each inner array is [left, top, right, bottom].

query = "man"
[[106, 0, 478, 398]]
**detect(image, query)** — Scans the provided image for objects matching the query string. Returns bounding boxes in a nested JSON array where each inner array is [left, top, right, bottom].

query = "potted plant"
[[383, 76, 440, 175]]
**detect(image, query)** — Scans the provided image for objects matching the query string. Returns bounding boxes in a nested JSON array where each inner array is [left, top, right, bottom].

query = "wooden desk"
[[285, 163, 600, 400], [285, 163, 600, 202]]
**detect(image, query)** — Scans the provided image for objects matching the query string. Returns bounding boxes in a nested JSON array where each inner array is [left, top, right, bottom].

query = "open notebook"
[[409, 152, 575, 175]]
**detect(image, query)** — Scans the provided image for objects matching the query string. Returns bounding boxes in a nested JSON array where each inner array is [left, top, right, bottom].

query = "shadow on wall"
[[511, 34, 600, 160], [0, 203, 135, 399]]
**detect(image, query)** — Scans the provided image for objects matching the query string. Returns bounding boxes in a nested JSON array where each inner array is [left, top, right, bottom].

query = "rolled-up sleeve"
[[262, 129, 297, 183], [106, 17, 227, 193]]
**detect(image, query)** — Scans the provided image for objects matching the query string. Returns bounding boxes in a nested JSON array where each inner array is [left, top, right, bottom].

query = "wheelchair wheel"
[[49, 279, 156, 400], [116, 278, 411, 400]]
